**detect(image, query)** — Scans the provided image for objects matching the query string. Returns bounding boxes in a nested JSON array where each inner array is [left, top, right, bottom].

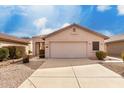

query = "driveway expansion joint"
[[72, 67, 81, 88], [31, 76, 75, 78], [28, 78, 36, 88]]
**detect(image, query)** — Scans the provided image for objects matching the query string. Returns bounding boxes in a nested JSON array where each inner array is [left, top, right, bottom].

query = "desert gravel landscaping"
[[0, 57, 44, 88], [102, 62, 124, 77]]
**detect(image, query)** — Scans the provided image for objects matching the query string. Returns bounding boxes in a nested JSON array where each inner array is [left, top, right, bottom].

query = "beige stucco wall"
[[28, 40, 33, 55], [106, 41, 124, 57], [45, 26, 106, 58], [0, 41, 29, 54]]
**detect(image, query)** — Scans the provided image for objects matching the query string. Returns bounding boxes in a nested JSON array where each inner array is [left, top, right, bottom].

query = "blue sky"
[[0, 5, 124, 37]]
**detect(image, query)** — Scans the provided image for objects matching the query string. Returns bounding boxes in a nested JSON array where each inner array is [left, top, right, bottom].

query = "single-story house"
[[0, 33, 30, 54], [0, 24, 110, 58], [32, 24, 108, 58], [106, 34, 124, 57]]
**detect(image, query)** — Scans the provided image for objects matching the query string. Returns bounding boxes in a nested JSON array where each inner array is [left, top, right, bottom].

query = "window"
[[92, 41, 99, 51]]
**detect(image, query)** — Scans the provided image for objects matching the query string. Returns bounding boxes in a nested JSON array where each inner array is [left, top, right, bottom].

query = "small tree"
[[16, 48, 22, 58], [0, 48, 9, 61], [7, 46, 16, 59]]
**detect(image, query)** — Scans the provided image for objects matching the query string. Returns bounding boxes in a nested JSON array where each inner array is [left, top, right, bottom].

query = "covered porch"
[[32, 35, 45, 56]]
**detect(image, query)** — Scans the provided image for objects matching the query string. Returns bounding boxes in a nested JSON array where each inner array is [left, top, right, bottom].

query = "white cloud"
[[117, 5, 124, 15], [34, 17, 47, 29], [40, 22, 70, 35], [1, 6, 84, 37], [61, 23, 70, 28], [40, 28, 56, 35], [97, 5, 111, 12], [1, 6, 85, 37], [9, 30, 32, 38], [102, 30, 114, 36], [33, 17, 71, 35]]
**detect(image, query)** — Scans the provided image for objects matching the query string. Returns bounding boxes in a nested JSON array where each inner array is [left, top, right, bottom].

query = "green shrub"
[[4, 46, 26, 59], [0, 48, 9, 61], [96, 51, 107, 60], [6, 46, 16, 59], [28, 50, 32, 54], [16, 48, 23, 59], [121, 52, 124, 61], [15, 46, 26, 59], [39, 49, 45, 58]]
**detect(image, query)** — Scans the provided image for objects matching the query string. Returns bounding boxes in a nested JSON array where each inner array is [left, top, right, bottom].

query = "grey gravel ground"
[[102, 62, 124, 77], [0, 57, 44, 88]]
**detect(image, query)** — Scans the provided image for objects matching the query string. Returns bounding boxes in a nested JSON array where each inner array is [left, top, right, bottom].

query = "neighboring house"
[[32, 24, 108, 58], [0, 33, 30, 54], [106, 34, 124, 57]]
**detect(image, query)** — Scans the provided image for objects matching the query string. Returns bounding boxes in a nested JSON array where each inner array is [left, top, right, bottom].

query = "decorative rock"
[[0, 58, 23, 68]]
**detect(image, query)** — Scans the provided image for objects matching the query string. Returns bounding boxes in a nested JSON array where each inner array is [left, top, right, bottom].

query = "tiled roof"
[[105, 34, 124, 43], [32, 35, 47, 38], [0, 33, 30, 44]]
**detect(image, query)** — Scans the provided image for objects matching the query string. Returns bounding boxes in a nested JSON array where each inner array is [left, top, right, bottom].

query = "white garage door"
[[50, 42, 87, 58]]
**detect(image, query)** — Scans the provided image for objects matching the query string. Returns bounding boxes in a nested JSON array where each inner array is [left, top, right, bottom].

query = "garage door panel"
[[50, 42, 87, 58]]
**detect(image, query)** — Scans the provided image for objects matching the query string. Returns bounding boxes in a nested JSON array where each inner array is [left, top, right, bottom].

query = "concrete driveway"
[[19, 58, 124, 88]]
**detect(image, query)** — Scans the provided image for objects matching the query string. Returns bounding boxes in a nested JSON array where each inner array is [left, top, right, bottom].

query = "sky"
[[0, 5, 124, 37]]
